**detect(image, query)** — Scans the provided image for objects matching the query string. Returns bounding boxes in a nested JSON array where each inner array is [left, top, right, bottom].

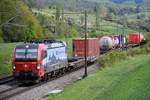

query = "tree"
[[100, 5, 108, 18], [0, 29, 3, 42], [55, 6, 61, 35], [0, 0, 43, 42]]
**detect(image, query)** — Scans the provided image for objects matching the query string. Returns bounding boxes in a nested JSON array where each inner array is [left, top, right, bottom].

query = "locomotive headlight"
[[75, 54, 77, 57], [37, 64, 40, 70], [13, 65, 16, 70]]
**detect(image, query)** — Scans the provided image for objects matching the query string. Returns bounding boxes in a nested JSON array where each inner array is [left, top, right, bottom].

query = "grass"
[[48, 54, 150, 100], [0, 43, 16, 76]]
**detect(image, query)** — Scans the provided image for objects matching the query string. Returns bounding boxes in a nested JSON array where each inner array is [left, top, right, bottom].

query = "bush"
[[89, 31, 99, 38], [99, 45, 150, 68], [0, 37, 3, 43], [0, 29, 3, 43], [98, 51, 128, 68], [145, 32, 150, 46]]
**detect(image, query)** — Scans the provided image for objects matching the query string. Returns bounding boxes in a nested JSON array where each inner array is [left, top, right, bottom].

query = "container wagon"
[[73, 38, 100, 62]]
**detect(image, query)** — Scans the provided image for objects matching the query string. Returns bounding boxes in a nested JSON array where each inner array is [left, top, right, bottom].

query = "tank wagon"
[[113, 36, 119, 48], [113, 35, 127, 48], [99, 36, 114, 53], [118, 35, 127, 47]]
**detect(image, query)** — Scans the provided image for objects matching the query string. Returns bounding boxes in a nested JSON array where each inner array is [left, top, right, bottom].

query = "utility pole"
[[95, 5, 100, 31], [49, 10, 88, 77], [83, 10, 87, 78], [100, 17, 102, 35], [55, 6, 60, 35]]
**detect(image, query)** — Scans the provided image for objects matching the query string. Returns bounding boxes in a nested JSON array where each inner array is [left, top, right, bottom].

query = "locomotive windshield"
[[15, 48, 38, 61]]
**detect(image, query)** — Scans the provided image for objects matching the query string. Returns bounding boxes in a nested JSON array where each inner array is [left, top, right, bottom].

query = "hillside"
[[32, 8, 137, 37], [24, 0, 150, 11], [0, 0, 44, 42], [49, 54, 150, 100], [24, 0, 150, 33]]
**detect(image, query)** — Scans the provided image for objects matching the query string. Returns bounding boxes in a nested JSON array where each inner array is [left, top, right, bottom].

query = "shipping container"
[[73, 38, 100, 61], [128, 33, 145, 44]]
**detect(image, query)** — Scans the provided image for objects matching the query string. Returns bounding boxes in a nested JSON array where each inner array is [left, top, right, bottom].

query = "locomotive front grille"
[[15, 71, 38, 82]]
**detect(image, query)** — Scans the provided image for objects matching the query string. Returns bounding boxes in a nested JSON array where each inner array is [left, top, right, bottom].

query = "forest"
[[0, 0, 149, 42]]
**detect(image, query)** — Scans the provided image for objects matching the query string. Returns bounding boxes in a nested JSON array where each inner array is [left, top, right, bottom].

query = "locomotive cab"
[[12, 44, 45, 83]]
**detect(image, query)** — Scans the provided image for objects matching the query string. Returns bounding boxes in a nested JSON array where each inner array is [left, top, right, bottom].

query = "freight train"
[[99, 32, 146, 52], [12, 33, 146, 83], [12, 39, 99, 83]]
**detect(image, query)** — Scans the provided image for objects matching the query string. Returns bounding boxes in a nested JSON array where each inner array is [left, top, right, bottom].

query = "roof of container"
[[129, 32, 140, 34]]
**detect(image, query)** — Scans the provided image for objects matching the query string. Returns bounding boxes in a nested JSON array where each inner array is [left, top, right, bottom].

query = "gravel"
[[8, 63, 100, 100]]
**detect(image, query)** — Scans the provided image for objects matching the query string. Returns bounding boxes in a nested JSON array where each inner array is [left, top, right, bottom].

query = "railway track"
[[0, 83, 28, 100], [0, 60, 94, 100], [0, 45, 143, 100], [0, 48, 127, 100], [0, 75, 14, 85]]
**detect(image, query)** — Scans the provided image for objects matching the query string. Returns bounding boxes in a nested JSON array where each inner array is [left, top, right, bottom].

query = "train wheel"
[[60, 68, 64, 75], [55, 70, 59, 77], [65, 67, 68, 72], [62, 68, 66, 75], [50, 71, 54, 78]]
